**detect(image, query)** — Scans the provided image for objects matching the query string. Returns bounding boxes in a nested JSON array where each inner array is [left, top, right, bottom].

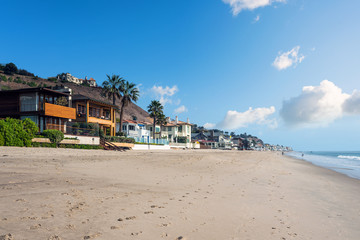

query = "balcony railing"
[[133, 137, 169, 145], [46, 123, 100, 137]]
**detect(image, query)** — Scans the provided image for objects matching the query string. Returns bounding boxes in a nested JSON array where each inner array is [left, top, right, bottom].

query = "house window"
[[122, 125, 127, 131], [89, 107, 100, 117], [168, 127, 172, 131], [20, 93, 38, 112], [129, 125, 135, 131], [156, 127, 160, 133], [178, 126, 182, 132], [45, 95, 53, 104], [103, 110, 110, 119], [150, 127, 153, 131], [77, 105, 86, 115]]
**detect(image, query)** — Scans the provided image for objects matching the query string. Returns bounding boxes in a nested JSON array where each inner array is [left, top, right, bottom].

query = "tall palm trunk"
[[153, 116, 156, 139], [119, 100, 126, 135]]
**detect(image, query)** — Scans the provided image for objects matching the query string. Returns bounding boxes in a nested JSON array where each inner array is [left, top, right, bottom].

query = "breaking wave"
[[338, 155, 360, 161]]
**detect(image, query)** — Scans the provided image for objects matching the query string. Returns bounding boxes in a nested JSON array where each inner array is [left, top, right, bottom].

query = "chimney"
[[187, 118, 189, 124], [167, 117, 171, 123], [175, 116, 178, 124], [85, 76, 88, 80]]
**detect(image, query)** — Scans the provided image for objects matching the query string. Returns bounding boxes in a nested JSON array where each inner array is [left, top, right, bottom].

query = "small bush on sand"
[[42, 130, 64, 146]]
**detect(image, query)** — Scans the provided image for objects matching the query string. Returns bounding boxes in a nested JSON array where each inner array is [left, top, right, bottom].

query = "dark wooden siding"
[[0, 92, 19, 116]]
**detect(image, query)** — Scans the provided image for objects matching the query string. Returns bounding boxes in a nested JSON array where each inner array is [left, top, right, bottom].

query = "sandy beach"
[[0, 148, 359, 240]]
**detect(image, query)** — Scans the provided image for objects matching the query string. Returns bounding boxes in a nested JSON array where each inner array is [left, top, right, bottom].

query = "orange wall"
[[44, 103, 76, 119]]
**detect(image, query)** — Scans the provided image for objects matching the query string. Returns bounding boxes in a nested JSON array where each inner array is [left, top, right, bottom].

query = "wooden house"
[[0, 88, 76, 132]]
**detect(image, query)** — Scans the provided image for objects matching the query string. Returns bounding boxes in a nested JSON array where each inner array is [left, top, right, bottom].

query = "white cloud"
[[174, 105, 188, 114], [222, 0, 286, 16], [254, 15, 260, 22], [151, 85, 178, 105], [217, 106, 276, 130], [280, 80, 350, 127], [343, 90, 360, 115], [204, 123, 216, 129], [273, 46, 305, 70]]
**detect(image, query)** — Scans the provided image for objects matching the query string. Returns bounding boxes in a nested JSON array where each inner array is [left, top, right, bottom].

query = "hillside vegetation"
[[0, 63, 149, 122]]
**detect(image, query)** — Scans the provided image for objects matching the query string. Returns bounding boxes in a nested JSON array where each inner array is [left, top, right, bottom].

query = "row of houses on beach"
[[0, 85, 291, 151], [0, 86, 193, 147]]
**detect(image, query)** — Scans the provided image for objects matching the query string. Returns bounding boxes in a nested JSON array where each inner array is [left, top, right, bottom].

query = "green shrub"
[[0, 134, 4, 146], [31, 142, 56, 148], [27, 82, 37, 87], [42, 130, 64, 145], [7, 77, 12, 82], [48, 77, 57, 83], [32, 142, 103, 149], [99, 128, 105, 138], [1, 86, 11, 91], [0, 117, 38, 147], [3, 63, 18, 75], [116, 131, 126, 137], [1, 75, 7, 82], [104, 136, 135, 143], [174, 136, 187, 143]]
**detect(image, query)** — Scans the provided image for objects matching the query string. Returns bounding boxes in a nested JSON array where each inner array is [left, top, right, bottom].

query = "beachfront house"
[[119, 119, 151, 141], [72, 94, 117, 136], [155, 116, 192, 143], [142, 116, 192, 145], [0, 87, 76, 132]]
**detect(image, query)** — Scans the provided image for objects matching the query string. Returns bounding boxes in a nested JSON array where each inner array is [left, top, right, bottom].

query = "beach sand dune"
[[0, 147, 359, 239]]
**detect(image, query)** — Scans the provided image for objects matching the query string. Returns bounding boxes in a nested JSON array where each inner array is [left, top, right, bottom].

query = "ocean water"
[[286, 151, 360, 180]]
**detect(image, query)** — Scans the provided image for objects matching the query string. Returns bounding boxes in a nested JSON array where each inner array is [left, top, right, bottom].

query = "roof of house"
[[123, 119, 152, 125], [72, 94, 118, 109], [88, 78, 96, 81], [0, 87, 70, 96]]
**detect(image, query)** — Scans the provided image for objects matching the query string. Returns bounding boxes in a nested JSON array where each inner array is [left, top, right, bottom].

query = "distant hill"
[[0, 71, 150, 122]]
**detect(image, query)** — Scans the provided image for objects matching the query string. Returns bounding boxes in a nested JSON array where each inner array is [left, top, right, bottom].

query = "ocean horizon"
[[286, 151, 360, 180]]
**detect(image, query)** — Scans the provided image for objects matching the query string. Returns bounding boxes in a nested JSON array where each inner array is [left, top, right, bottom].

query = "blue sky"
[[1, 0, 360, 150]]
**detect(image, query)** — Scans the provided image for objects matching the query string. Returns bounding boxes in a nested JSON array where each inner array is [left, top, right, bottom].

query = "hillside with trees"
[[0, 63, 149, 122]]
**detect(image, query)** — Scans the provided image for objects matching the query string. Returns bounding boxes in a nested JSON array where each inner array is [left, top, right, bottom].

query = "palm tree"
[[102, 74, 124, 105], [147, 100, 164, 139], [156, 112, 167, 139], [118, 80, 140, 133]]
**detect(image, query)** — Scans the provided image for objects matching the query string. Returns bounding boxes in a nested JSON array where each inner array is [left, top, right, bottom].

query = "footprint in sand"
[[0, 233, 14, 240], [48, 235, 61, 240], [130, 231, 143, 236], [29, 224, 41, 230], [159, 223, 171, 227], [83, 233, 101, 239]]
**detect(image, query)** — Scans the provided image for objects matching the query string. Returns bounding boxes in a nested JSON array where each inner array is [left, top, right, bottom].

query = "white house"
[[57, 73, 97, 87], [119, 119, 150, 141]]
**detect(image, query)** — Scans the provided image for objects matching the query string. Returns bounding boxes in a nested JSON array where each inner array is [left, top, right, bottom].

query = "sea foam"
[[338, 155, 360, 161]]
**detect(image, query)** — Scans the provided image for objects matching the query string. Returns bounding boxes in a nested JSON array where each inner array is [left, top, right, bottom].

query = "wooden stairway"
[[100, 138, 126, 151]]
